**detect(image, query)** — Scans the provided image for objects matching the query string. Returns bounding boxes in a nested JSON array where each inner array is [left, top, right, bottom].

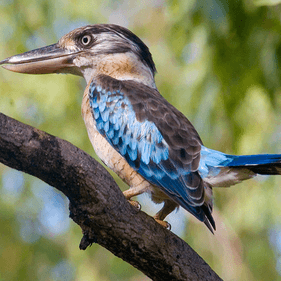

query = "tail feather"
[[228, 154, 281, 169], [235, 163, 281, 175], [228, 154, 281, 175], [200, 146, 281, 187]]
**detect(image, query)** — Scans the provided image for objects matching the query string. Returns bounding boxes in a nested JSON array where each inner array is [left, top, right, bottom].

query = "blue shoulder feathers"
[[89, 83, 169, 166]]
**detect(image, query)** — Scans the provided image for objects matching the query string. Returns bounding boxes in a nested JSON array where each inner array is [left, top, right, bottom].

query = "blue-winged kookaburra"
[[1, 24, 281, 232]]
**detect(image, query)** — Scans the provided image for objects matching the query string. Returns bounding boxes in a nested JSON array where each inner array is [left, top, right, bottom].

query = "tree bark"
[[0, 112, 222, 281]]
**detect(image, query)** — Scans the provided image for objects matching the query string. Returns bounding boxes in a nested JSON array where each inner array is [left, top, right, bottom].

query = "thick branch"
[[0, 112, 222, 281]]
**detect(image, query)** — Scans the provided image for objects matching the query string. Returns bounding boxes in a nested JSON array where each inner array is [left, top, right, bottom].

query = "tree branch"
[[0, 112, 222, 281]]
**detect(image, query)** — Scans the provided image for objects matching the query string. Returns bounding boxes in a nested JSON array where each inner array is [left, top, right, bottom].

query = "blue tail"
[[226, 153, 281, 174], [199, 146, 281, 187]]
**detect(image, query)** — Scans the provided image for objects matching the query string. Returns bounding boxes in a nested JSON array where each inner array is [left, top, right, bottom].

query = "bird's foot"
[[154, 218, 171, 230], [127, 200, 141, 210]]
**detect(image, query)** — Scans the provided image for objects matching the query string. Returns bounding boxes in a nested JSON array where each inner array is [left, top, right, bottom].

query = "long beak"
[[0, 43, 78, 74]]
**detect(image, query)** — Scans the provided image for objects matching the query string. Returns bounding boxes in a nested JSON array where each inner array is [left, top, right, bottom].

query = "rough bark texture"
[[0, 112, 222, 281]]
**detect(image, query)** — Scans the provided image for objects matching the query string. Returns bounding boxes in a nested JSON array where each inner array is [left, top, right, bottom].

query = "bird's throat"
[[83, 52, 156, 88]]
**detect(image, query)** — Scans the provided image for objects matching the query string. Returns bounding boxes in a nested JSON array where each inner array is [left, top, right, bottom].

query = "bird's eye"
[[81, 35, 91, 46]]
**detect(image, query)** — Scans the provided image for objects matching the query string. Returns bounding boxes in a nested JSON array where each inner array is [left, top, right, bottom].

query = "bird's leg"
[[123, 188, 142, 209], [154, 200, 178, 229], [123, 180, 150, 210]]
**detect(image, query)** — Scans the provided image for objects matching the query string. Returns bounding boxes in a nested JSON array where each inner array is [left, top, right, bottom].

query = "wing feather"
[[89, 75, 214, 228]]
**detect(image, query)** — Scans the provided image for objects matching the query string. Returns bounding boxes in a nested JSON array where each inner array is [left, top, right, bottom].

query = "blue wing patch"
[[89, 83, 169, 166], [88, 79, 207, 221]]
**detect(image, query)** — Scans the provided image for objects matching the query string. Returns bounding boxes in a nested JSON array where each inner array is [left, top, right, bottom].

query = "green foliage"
[[1, 0, 281, 280]]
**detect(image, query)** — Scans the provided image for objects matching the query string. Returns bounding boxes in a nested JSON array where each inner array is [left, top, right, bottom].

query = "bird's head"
[[0, 24, 156, 86]]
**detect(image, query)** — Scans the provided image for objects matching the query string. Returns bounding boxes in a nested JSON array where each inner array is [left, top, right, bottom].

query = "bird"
[[1, 24, 281, 233]]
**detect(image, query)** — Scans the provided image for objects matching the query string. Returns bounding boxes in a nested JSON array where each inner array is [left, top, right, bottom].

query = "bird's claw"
[[128, 200, 141, 210], [154, 218, 171, 230]]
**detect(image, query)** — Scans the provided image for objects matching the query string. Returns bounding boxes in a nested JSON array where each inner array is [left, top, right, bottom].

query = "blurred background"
[[1, 0, 281, 280]]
